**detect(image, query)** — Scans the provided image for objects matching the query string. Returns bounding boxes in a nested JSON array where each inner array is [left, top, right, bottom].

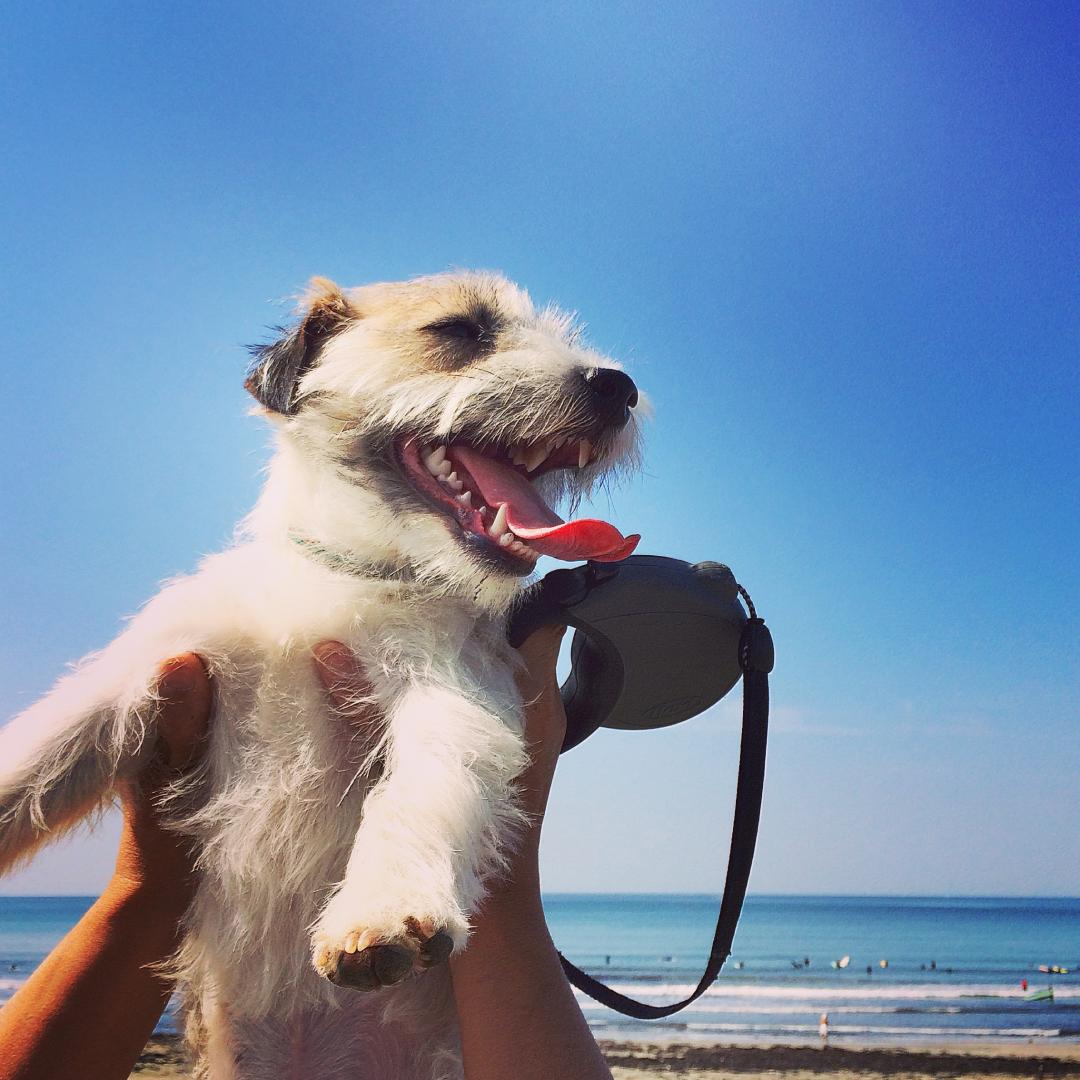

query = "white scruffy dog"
[[0, 271, 644, 1078]]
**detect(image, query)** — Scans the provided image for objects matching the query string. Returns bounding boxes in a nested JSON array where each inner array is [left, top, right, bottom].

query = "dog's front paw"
[[313, 916, 457, 991]]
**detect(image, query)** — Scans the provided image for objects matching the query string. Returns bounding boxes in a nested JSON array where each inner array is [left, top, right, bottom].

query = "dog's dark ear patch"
[[245, 278, 356, 415]]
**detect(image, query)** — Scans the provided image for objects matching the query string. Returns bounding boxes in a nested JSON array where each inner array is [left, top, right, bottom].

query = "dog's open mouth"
[[398, 437, 640, 568]]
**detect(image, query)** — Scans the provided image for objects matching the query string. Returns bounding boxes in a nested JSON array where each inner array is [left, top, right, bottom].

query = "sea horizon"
[[4, 890, 1079, 900], [3, 893, 1077, 1045]]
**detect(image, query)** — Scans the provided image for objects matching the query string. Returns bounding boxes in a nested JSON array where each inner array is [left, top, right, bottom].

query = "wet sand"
[[131, 1034, 1080, 1078], [602, 1040, 1080, 1078]]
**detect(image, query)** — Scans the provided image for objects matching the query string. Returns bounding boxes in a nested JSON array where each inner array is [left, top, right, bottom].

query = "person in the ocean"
[[819, 1012, 829, 1047], [0, 628, 614, 1080]]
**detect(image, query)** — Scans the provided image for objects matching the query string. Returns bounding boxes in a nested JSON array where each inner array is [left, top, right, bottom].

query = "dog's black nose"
[[587, 369, 639, 428]]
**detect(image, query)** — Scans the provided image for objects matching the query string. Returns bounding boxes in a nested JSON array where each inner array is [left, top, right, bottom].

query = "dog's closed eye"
[[421, 308, 500, 366], [424, 317, 487, 342]]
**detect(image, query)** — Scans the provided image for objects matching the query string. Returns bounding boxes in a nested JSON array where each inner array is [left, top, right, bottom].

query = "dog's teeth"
[[499, 532, 514, 547], [509, 539, 537, 559], [456, 491, 473, 507], [425, 446, 447, 472], [511, 446, 527, 467], [555, 436, 568, 449], [445, 472, 464, 491], [524, 445, 549, 472], [488, 504, 508, 538], [437, 461, 453, 478], [578, 439, 592, 469]]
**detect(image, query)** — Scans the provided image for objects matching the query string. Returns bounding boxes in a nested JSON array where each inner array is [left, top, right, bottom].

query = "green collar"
[[289, 533, 415, 583]]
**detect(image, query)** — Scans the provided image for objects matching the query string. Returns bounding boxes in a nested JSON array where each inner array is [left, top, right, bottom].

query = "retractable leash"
[[508, 555, 774, 1019]]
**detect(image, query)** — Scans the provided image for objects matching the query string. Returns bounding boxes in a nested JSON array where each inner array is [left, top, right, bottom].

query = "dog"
[[0, 271, 644, 1078]]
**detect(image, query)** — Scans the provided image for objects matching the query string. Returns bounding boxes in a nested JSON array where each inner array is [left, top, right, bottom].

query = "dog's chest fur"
[[126, 541, 520, 1074]]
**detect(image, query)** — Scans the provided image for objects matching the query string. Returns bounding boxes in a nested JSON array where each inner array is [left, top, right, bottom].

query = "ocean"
[[1, 894, 1077, 1045]]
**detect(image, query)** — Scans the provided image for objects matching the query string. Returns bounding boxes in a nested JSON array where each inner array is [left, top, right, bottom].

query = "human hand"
[[0, 654, 214, 1080], [112, 642, 382, 911], [112, 653, 211, 909], [512, 625, 568, 822], [310, 642, 383, 767], [308, 630, 568, 870], [450, 627, 615, 1080]]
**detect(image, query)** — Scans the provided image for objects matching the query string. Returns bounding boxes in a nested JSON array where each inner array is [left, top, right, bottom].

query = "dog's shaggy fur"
[[0, 271, 644, 1079]]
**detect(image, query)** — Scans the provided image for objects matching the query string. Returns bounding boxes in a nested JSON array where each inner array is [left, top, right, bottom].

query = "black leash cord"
[[554, 614, 772, 1019]]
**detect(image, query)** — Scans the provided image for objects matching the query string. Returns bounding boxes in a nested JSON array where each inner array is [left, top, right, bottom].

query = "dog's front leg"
[[312, 683, 527, 991], [0, 649, 166, 876]]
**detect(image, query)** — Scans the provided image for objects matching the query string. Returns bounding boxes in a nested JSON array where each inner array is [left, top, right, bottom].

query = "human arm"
[[0, 634, 612, 1080], [448, 626, 613, 1080], [314, 629, 612, 1079], [0, 654, 210, 1080], [0, 644, 378, 1080]]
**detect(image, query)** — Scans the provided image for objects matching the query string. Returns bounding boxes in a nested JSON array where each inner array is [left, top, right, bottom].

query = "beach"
[[601, 1040, 1080, 1078], [130, 1034, 1080, 1078], [6, 895, 1077, 1076]]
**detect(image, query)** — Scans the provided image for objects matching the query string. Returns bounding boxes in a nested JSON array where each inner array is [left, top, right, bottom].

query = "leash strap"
[[555, 616, 772, 1019]]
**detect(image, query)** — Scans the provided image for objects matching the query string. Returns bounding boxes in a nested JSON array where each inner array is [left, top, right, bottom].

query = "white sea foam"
[[574, 981, 1079, 1001], [675, 1023, 1061, 1039], [580, 1002, 971, 1015]]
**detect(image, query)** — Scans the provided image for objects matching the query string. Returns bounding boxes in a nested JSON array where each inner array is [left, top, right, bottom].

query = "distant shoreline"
[[9, 891, 1080, 900]]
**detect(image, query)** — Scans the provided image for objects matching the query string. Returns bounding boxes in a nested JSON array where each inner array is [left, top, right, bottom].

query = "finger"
[[515, 624, 567, 682], [154, 653, 212, 771], [517, 623, 566, 653], [312, 641, 376, 719]]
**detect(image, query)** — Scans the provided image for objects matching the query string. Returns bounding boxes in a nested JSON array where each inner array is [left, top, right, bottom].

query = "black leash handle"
[[555, 615, 772, 1018]]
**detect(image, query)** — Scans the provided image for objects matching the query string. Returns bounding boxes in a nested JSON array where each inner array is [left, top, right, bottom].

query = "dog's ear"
[[245, 278, 356, 415]]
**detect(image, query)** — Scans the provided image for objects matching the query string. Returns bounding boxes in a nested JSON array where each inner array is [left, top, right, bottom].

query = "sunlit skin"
[[0, 626, 612, 1080]]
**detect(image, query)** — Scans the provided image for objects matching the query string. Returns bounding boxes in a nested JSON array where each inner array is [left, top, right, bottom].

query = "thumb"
[[516, 623, 567, 671], [312, 641, 376, 719], [153, 653, 212, 772]]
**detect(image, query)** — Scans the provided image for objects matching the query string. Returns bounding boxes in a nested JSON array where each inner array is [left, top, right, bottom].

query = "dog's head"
[[245, 271, 645, 608]]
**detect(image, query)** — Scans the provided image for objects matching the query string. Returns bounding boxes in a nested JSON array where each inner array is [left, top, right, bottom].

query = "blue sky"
[[1, 2, 1077, 897]]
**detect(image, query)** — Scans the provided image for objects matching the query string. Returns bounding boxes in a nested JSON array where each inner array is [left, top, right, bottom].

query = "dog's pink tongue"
[[452, 447, 640, 563]]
